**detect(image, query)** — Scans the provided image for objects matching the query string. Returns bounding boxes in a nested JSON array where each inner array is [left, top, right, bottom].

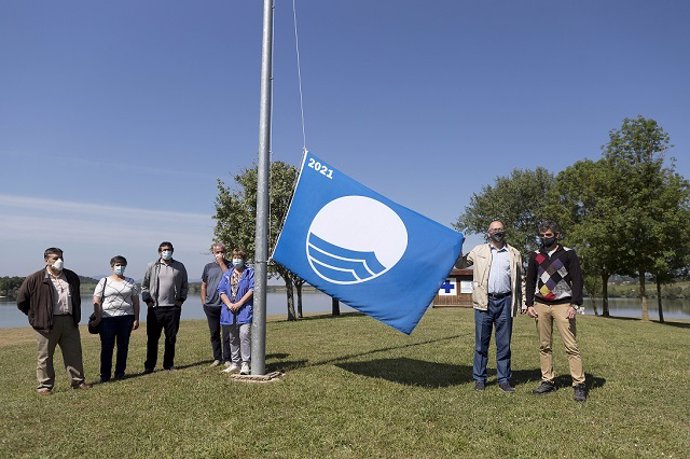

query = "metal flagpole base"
[[229, 371, 284, 383]]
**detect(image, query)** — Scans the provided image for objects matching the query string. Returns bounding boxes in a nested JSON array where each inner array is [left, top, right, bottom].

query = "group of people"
[[17, 221, 585, 401], [462, 219, 587, 402], [16, 241, 254, 395]]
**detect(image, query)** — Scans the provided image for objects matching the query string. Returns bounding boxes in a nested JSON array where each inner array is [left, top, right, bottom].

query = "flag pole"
[[251, 0, 274, 376]]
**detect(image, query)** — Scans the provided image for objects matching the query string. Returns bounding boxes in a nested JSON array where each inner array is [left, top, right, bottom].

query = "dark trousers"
[[204, 305, 231, 362], [145, 306, 181, 371], [473, 294, 513, 384], [99, 315, 135, 381]]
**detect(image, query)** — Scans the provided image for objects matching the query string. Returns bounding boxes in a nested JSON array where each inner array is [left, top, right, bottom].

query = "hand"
[[567, 306, 577, 320], [132, 320, 139, 331], [175, 300, 183, 307], [146, 300, 154, 307], [526, 306, 538, 318], [520, 306, 528, 315]]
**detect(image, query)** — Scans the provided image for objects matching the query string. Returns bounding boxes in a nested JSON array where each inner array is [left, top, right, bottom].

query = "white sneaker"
[[209, 360, 221, 367], [223, 363, 240, 374], [240, 362, 250, 375], [223, 361, 232, 368]]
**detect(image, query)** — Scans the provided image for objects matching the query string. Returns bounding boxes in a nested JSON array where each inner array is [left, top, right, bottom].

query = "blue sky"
[[1, 0, 689, 279]]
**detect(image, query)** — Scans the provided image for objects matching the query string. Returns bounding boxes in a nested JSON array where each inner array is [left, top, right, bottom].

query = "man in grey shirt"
[[200, 242, 231, 367], [141, 241, 188, 373]]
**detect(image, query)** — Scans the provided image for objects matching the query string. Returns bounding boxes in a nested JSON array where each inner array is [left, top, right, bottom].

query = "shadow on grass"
[[335, 357, 472, 387], [268, 332, 472, 374], [511, 370, 606, 392], [654, 321, 690, 329], [270, 311, 365, 324]]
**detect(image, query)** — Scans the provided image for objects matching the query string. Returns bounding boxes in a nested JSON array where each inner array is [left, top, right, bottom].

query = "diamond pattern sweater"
[[525, 245, 583, 306]]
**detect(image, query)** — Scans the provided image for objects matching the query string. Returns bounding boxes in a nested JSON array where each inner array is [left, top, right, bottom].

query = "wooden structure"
[[432, 268, 473, 308]]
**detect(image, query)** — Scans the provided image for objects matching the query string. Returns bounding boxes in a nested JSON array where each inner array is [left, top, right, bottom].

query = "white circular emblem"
[[306, 195, 408, 284]]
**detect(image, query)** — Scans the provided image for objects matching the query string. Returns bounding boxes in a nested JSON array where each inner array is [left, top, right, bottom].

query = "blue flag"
[[272, 152, 464, 334]]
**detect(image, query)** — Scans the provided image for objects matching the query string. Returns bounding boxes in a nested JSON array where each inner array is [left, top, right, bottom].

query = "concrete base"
[[229, 371, 284, 383]]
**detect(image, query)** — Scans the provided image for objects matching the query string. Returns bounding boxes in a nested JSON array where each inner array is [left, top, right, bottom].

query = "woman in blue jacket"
[[218, 249, 254, 375]]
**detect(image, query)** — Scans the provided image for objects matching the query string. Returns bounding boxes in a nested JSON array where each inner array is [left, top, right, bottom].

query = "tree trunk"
[[284, 276, 296, 321], [294, 279, 304, 319], [639, 272, 649, 322], [601, 272, 610, 317], [656, 277, 664, 323], [332, 297, 340, 316]]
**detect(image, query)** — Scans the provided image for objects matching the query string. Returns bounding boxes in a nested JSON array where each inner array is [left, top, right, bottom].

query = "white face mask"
[[161, 250, 173, 261], [52, 259, 64, 272], [114, 265, 126, 276], [232, 258, 244, 269]]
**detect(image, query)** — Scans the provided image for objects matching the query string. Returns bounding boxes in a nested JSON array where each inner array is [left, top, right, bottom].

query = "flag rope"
[[292, 0, 308, 155]]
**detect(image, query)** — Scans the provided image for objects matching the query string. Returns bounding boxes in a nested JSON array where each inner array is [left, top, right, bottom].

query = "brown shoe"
[[37, 387, 52, 395], [72, 382, 92, 390]]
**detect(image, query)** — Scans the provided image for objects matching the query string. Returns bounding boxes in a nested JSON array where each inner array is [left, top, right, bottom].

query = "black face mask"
[[490, 232, 505, 243], [540, 236, 557, 247]]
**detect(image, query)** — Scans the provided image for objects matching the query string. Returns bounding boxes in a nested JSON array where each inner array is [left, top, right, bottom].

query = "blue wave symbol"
[[307, 233, 387, 283]]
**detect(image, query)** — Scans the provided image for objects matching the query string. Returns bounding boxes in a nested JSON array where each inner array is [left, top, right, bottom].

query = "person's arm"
[[141, 263, 153, 306], [525, 253, 539, 318], [16, 275, 31, 315], [233, 269, 255, 311], [177, 263, 189, 306], [132, 294, 140, 330], [200, 281, 207, 305], [568, 251, 584, 319], [92, 278, 104, 325], [217, 271, 232, 310]]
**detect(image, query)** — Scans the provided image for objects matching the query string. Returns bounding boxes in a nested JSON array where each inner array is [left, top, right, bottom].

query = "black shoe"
[[573, 384, 587, 402], [143, 368, 154, 375], [533, 381, 556, 395], [474, 380, 486, 391], [498, 381, 515, 393]]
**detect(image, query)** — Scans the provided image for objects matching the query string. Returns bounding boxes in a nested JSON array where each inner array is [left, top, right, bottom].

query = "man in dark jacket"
[[525, 221, 586, 402], [16, 247, 90, 394]]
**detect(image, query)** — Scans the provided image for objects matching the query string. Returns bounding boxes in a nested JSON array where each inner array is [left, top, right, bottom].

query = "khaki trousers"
[[534, 302, 585, 386], [35, 315, 86, 390]]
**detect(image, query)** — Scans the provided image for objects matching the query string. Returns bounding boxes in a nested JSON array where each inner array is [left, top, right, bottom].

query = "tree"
[[547, 159, 627, 317], [602, 116, 682, 321], [214, 161, 301, 320], [647, 171, 690, 322], [454, 167, 555, 254]]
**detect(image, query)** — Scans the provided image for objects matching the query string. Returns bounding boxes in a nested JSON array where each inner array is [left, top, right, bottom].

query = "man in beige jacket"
[[462, 221, 523, 392]]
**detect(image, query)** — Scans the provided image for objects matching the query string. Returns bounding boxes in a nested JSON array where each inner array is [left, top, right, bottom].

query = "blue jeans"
[[99, 315, 135, 381], [473, 295, 513, 384]]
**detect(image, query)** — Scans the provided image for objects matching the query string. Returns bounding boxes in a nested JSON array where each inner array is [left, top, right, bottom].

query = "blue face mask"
[[232, 258, 244, 269], [161, 250, 173, 261], [114, 265, 126, 276]]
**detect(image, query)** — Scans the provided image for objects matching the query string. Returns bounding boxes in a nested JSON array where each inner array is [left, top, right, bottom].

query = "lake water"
[[1, 295, 688, 329], [0, 292, 354, 329]]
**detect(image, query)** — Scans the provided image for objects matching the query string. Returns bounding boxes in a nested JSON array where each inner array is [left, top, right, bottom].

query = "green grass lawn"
[[1, 308, 689, 458]]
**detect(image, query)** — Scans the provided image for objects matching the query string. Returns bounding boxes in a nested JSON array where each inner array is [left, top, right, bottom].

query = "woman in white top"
[[92, 255, 140, 382]]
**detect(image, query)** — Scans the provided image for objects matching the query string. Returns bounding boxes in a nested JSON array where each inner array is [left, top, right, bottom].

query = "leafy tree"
[[647, 171, 690, 322], [214, 161, 300, 320], [602, 116, 682, 321], [454, 167, 555, 254], [547, 159, 627, 317], [0, 276, 25, 299]]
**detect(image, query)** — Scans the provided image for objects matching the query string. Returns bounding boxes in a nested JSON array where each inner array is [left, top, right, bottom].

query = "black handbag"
[[88, 278, 107, 334]]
